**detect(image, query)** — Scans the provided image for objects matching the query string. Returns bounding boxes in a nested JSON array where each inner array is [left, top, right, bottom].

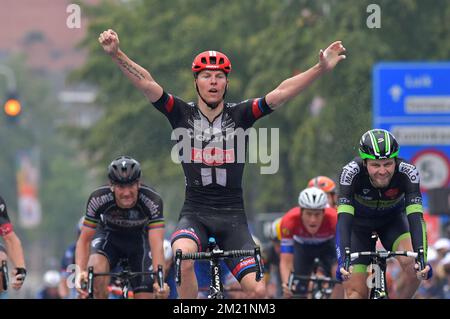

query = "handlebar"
[[416, 246, 425, 271], [180, 249, 255, 260], [157, 265, 164, 292], [349, 250, 418, 261], [254, 246, 264, 282], [86, 266, 94, 297], [343, 247, 351, 272], [85, 264, 165, 298], [175, 246, 264, 285], [1, 260, 8, 291], [175, 249, 182, 285], [293, 274, 339, 284], [287, 272, 338, 292]]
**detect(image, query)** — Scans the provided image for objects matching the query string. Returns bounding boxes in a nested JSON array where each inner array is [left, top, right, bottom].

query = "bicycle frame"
[[175, 238, 264, 299], [1, 260, 8, 291]]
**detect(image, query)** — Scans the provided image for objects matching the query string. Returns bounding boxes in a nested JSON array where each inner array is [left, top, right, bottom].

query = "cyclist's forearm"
[[407, 211, 428, 256], [75, 239, 91, 271], [336, 212, 353, 265], [112, 49, 163, 102], [3, 232, 25, 268], [149, 228, 165, 271], [151, 243, 164, 272], [265, 63, 324, 109], [279, 253, 294, 284]]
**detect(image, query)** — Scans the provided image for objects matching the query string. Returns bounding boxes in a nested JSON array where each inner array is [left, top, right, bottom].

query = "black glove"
[[15, 267, 27, 282]]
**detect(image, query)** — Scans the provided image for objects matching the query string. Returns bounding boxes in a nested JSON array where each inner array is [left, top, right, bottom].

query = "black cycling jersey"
[[336, 157, 427, 264], [83, 184, 164, 235], [152, 91, 272, 209], [0, 196, 13, 237]]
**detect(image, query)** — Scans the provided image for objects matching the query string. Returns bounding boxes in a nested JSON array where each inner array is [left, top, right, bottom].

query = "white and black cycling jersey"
[[83, 184, 164, 235]]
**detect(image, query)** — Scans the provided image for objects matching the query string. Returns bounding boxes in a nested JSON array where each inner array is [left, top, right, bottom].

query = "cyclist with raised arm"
[[0, 195, 27, 292], [99, 28, 346, 298], [336, 129, 431, 299], [279, 187, 337, 298], [308, 176, 338, 208], [75, 156, 169, 299]]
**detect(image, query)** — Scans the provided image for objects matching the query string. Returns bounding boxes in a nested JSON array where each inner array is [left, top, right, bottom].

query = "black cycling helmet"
[[359, 129, 399, 160], [107, 156, 141, 185]]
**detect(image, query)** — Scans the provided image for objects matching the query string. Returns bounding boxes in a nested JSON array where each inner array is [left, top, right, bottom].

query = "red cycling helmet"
[[307, 176, 336, 193], [192, 50, 232, 76]]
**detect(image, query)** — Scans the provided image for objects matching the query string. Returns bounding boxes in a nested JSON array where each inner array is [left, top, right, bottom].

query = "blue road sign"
[[373, 62, 450, 209], [374, 62, 450, 123]]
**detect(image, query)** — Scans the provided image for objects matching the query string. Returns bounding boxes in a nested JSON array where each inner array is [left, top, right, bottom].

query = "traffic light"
[[4, 98, 21, 116], [3, 93, 21, 122]]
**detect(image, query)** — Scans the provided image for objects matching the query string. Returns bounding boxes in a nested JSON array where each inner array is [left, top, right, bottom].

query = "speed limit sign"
[[412, 149, 450, 191]]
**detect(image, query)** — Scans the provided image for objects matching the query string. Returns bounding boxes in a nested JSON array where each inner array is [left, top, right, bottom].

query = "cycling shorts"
[[350, 211, 410, 267], [91, 230, 154, 293], [171, 207, 258, 282]]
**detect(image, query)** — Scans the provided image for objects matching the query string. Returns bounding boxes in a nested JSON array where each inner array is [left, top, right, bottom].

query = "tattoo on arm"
[[117, 57, 146, 80]]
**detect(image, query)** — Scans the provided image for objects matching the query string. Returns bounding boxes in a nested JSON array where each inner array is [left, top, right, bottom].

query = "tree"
[[73, 0, 450, 219], [0, 56, 91, 260]]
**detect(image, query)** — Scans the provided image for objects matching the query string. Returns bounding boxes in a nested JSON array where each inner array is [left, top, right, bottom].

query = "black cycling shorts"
[[350, 212, 410, 266], [292, 239, 336, 294], [171, 207, 258, 282], [294, 239, 336, 276], [90, 230, 154, 293]]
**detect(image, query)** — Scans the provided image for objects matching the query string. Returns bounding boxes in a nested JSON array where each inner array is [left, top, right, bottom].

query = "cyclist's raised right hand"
[[98, 29, 119, 56], [76, 270, 89, 299]]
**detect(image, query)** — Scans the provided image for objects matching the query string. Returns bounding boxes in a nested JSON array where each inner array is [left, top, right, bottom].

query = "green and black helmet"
[[359, 129, 399, 160]]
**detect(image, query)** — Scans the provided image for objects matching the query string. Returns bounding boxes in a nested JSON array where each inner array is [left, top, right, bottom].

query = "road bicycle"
[[343, 233, 425, 299]]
